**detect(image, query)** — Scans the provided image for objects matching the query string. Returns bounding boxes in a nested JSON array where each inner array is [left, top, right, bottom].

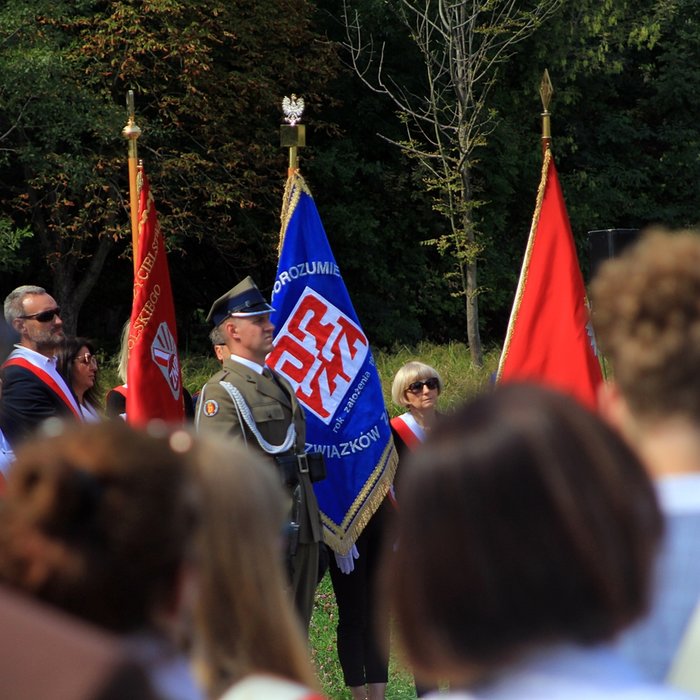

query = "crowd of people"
[[0, 227, 700, 699]]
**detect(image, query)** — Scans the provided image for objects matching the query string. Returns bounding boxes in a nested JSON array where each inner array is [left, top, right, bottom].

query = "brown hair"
[[56, 335, 102, 411], [385, 384, 662, 683], [591, 228, 700, 422], [0, 421, 200, 634], [191, 436, 318, 698]]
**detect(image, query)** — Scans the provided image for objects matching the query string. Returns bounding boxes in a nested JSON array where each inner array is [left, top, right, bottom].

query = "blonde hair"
[[117, 319, 130, 384], [391, 361, 443, 407], [591, 228, 700, 422], [191, 436, 318, 698]]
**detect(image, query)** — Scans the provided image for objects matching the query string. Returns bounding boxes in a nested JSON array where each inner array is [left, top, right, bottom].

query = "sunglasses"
[[406, 377, 440, 394], [19, 307, 61, 323], [77, 352, 98, 367]]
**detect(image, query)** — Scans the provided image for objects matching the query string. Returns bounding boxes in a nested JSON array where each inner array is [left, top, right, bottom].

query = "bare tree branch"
[[341, 0, 563, 366]]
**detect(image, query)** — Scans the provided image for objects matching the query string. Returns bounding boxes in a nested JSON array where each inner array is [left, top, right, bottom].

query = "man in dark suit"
[[195, 276, 322, 629], [1, 285, 83, 447]]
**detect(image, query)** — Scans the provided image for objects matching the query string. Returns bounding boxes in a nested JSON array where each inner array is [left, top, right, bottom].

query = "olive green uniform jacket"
[[195, 357, 322, 628]]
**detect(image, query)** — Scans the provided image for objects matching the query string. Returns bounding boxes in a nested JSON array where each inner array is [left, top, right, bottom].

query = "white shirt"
[[395, 411, 426, 442], [0, 429, 13, 478], [228, 353, 265, 375], [618, 472, 700, 681], [428, 644, 693, 700], [219, 675, 318, 700], [79, 402, 101, 422]]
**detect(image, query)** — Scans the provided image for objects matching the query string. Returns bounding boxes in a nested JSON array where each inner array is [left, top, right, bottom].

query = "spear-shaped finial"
[[122, 90, 142, 268], [540, 69, 554, 156], [280, 94, 306, 176]]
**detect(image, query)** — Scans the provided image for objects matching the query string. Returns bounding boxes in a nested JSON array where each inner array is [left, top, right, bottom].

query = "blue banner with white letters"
[[268, 173, 396, 555]]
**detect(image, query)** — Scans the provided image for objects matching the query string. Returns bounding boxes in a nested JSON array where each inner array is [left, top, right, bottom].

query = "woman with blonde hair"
[[389, 361, 444, 697], [106, 320, 194, 420], [390, 361, 443, 456], [191, 435, 324, 700]]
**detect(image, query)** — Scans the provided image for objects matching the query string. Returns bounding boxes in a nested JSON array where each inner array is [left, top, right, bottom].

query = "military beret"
[[206, 276, 275, 326]]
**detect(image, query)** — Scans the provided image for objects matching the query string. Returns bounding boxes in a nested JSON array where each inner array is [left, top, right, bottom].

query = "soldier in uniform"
[[195, 276, 322, 629]]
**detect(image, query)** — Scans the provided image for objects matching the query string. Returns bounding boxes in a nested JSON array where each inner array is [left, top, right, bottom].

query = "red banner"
[[497, 149, 602, 410], [126, 166, 185, 426]]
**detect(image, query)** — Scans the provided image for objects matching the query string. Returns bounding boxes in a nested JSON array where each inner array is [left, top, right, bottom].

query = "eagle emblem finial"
[[282, 94, 304, 126]]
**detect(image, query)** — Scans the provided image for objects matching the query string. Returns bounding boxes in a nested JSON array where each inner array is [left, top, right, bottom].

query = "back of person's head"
[[191, 435, 317, 698], [591, 228, 700, 423], [386, 383, 663, 684], [0, 421, 200, 635]]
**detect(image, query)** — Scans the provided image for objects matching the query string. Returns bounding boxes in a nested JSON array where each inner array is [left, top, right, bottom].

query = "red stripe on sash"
[[2, 357, 82, 419], [390, 415, 421, 451]]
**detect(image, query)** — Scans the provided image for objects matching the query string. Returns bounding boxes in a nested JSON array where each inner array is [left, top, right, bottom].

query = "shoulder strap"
[[2, 357, 82, 419], [218, 380, 296, 454]]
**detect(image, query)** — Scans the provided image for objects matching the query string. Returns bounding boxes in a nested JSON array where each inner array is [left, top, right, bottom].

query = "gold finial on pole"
[[122, 90, 142, 270], [540, 69, 554, 157], [280, 94, 306, 175]]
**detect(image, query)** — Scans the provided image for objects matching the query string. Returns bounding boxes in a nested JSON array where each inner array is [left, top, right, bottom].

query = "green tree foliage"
[[0, 0, 338, 339], [3, 0, 700, 353]]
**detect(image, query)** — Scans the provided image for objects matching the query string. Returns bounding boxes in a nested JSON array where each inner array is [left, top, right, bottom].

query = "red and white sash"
[[390, 412, 424, 451], [2, 356, 82, 419]]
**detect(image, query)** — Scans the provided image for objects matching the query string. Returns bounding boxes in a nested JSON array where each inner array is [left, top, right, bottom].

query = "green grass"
[[98, 341, 498, 698], [310, 573, 418, 699]]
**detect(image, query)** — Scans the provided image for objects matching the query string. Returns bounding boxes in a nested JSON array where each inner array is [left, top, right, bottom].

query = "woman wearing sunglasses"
[[390, 361, 443, 458], [56, 336, 102, 421], [390, 361, 443, 697]]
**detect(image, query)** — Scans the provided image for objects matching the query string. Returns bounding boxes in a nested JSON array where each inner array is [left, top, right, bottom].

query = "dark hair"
[[385, 384, 663, 682], [0, 421, 201, 634], [56, 336, 102, 411]]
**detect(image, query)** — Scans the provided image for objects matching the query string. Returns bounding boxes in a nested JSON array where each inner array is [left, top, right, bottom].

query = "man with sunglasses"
[[0, 285, 83, 448]]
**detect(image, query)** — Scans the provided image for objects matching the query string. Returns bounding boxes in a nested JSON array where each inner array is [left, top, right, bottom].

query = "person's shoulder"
[[202, 366, 230, 387], [219, 674, 326, 700]]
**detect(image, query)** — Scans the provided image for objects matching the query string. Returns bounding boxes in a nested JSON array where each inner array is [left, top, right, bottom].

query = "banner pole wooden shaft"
[[122, 90, 142, 275]]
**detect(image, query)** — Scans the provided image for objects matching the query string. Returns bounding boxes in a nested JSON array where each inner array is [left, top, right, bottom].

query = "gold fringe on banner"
[[322, 438, 398, 556], [278, 171, 311, 255]]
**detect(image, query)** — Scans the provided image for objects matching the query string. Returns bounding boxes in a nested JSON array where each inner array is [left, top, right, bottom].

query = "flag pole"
[[280, 94, 306, 176], [540, 69, 553, 157], [122, 90, 142, 274]]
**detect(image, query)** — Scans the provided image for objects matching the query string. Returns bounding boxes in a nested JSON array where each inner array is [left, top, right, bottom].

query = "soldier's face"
[[230, 313, 275, 361]]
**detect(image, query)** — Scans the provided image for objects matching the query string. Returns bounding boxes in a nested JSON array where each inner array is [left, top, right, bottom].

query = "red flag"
[[126, 166, 185, 426], [497, 148, 602, 409]]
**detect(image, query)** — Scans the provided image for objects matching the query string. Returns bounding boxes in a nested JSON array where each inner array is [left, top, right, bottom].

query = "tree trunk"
[[461, 168, 483, 368], [51, 233, 116, 336], [466, 257, 483, 367]]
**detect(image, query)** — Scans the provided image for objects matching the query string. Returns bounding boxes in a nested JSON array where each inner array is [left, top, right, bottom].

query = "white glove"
[[334, 544, 359, 574]]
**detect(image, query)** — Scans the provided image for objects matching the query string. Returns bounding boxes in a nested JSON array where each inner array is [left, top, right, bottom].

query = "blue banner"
[[269, 173, 397, 555]]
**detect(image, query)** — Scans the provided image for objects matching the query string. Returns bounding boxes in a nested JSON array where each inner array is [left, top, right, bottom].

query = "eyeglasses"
[[406, 377, 440, 394], [77, 352, 98, 367], [19, 307, 61, 323]]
